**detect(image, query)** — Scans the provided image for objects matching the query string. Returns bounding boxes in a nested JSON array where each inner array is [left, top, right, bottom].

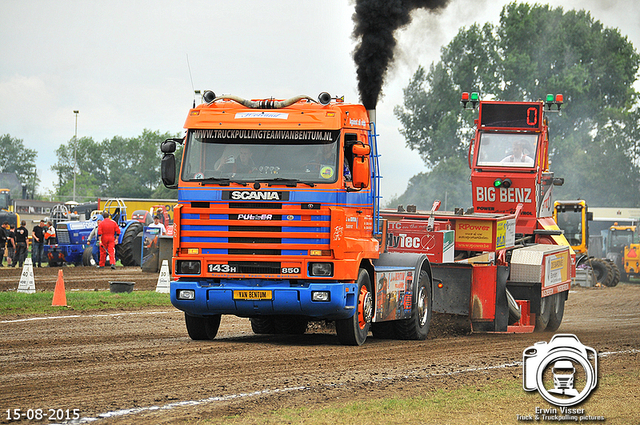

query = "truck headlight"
[[309, 262, 333, 277], [312, 291, 331, 302], [176, 289, 195, 300], [177, 260, 201, 275]]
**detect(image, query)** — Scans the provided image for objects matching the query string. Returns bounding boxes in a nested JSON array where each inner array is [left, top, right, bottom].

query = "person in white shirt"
[[149, 215, 167, 235], [501, 139, 534, 165]]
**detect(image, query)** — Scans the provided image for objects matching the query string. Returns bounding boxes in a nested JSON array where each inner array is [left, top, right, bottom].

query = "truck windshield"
[[181, 129, 342, 184], [608, 229, 635, 251], [556, 209, 583, 246], [476, 133, 538, 167], [0, 193, 9, 210]]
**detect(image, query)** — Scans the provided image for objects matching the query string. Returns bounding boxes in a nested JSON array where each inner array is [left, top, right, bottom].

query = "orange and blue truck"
[[160, 91, 573, 345]]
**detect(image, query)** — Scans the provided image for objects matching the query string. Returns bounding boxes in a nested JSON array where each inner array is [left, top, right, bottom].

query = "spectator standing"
[[149, 215, 167, 235], [97, 211, 121, 269], [45, 221, 56, 245], [31, 219, 46, 268], [6, 224, 15, 267], [0, 221, 6, 266], [13, 220, 28, 268]]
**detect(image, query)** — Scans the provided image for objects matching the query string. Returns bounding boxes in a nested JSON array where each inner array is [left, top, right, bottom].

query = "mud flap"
[[471, 265, 510, 332], [431, 263, 472, 315]]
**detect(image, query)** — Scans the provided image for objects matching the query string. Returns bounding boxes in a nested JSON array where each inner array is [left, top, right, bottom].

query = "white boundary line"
[[1, 310, 179, 324], [57, 348, 639, 424]]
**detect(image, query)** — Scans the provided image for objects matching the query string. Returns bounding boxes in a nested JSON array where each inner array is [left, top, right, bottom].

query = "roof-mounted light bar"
[[545, 93, 563, 110], [461, 92, 480, 109]]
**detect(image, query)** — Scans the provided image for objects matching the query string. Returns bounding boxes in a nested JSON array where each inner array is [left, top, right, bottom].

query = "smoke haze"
[[352, 0, 450, 110]]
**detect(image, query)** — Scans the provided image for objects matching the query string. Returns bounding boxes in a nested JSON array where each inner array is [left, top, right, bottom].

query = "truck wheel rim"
[[417, 286, 429, 326], [358, 286, 373, 330]]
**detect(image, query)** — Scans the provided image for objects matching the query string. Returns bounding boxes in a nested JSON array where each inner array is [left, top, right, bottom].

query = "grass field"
[[0, 290, 172, 316], [216, 369, 639, 424]]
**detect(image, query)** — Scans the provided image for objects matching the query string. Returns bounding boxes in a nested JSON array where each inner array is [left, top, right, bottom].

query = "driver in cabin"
[[501, 139, 534, 165], [216, 146, 256, 174]]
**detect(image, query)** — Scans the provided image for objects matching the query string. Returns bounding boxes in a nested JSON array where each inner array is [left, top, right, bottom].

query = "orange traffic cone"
[[52, 269, 68, 307]]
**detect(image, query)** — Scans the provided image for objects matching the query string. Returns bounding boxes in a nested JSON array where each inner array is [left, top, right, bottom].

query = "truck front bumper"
[[170, 279, 358, 320]]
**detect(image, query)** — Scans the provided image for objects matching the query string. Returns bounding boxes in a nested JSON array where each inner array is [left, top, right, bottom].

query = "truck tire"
[[185, 313, 221, 340], [589, 258, 613, 287], [535, 295, 552, 332], [371, 321, 395, 339], [274, 316, 308, 335], [604, 259, 620, 287], [394, 270, 432, 340], [335, 268, 372, 346], [250, 317, 276, 334], [546, 293, 565, 332], [82, 246, 96, 266], [117, 222, 143, 267], [606, 253, 626, 282]]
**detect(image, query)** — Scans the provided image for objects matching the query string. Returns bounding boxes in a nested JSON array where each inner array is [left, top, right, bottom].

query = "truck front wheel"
[[335, 268, 372, 346], [394, 270, 432, 340], [185, 313, 221, 340]]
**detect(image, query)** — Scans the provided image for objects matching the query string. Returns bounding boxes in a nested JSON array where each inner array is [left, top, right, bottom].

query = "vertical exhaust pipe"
[[367, 109, 376, 127]]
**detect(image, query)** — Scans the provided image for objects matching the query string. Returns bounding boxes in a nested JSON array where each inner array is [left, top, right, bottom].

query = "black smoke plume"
[[352, 0, 450, 110]]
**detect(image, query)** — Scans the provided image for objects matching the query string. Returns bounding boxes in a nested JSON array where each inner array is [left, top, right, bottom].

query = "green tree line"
[[0, 130, 180, 201], [0, 134, 40, 198], [392, 3, 640, 209], [51, 129, 180, 200]]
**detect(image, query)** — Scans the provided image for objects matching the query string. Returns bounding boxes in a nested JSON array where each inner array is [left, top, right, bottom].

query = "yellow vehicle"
[[0, 188, 20, 227], [607, 224, 639, 281], [554, 200, 619, 286]]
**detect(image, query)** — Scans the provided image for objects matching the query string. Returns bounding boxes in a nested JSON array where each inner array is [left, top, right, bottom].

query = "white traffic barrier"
[[17, 258, 36, 294], [156, 260, 171, 293]]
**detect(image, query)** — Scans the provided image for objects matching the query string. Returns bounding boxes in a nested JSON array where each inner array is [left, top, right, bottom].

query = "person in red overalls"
[[97, 211, 121, 269]]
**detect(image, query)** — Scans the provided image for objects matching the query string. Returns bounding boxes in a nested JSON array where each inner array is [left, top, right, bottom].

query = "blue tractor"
[[45, 199, 144, 267]]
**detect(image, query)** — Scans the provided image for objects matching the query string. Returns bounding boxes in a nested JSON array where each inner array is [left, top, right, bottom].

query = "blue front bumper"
[[170, 279, 358, 320]]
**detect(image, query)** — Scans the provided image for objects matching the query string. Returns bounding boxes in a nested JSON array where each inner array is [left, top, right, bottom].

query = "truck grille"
[[57, 229, 70, 244], [179, 201, 331, 274]]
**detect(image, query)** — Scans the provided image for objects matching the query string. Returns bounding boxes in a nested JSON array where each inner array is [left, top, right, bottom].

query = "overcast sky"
[[1, 0, 638, 202]]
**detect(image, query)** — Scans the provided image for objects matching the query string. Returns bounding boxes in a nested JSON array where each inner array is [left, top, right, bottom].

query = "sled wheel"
[[535, 295, 552, 332], [335, 269, 372, 346], [546, 293, 566, 332]]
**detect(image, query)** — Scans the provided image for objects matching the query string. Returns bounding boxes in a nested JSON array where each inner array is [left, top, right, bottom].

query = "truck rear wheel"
[[394, 270, 432, 340], [274, 316, 308, 335], [546, 293, 566, 332], [335, 268, 372, 346], [185, 313, 221, 340]]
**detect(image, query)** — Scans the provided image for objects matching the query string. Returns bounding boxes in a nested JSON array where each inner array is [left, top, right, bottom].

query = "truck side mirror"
[[161, 154, 176, 187], [351, 143, 370, 189], [161, 138, 183, 154]]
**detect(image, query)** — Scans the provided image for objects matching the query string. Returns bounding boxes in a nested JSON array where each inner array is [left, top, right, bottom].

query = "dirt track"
[[1, 268, 639, 424]]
